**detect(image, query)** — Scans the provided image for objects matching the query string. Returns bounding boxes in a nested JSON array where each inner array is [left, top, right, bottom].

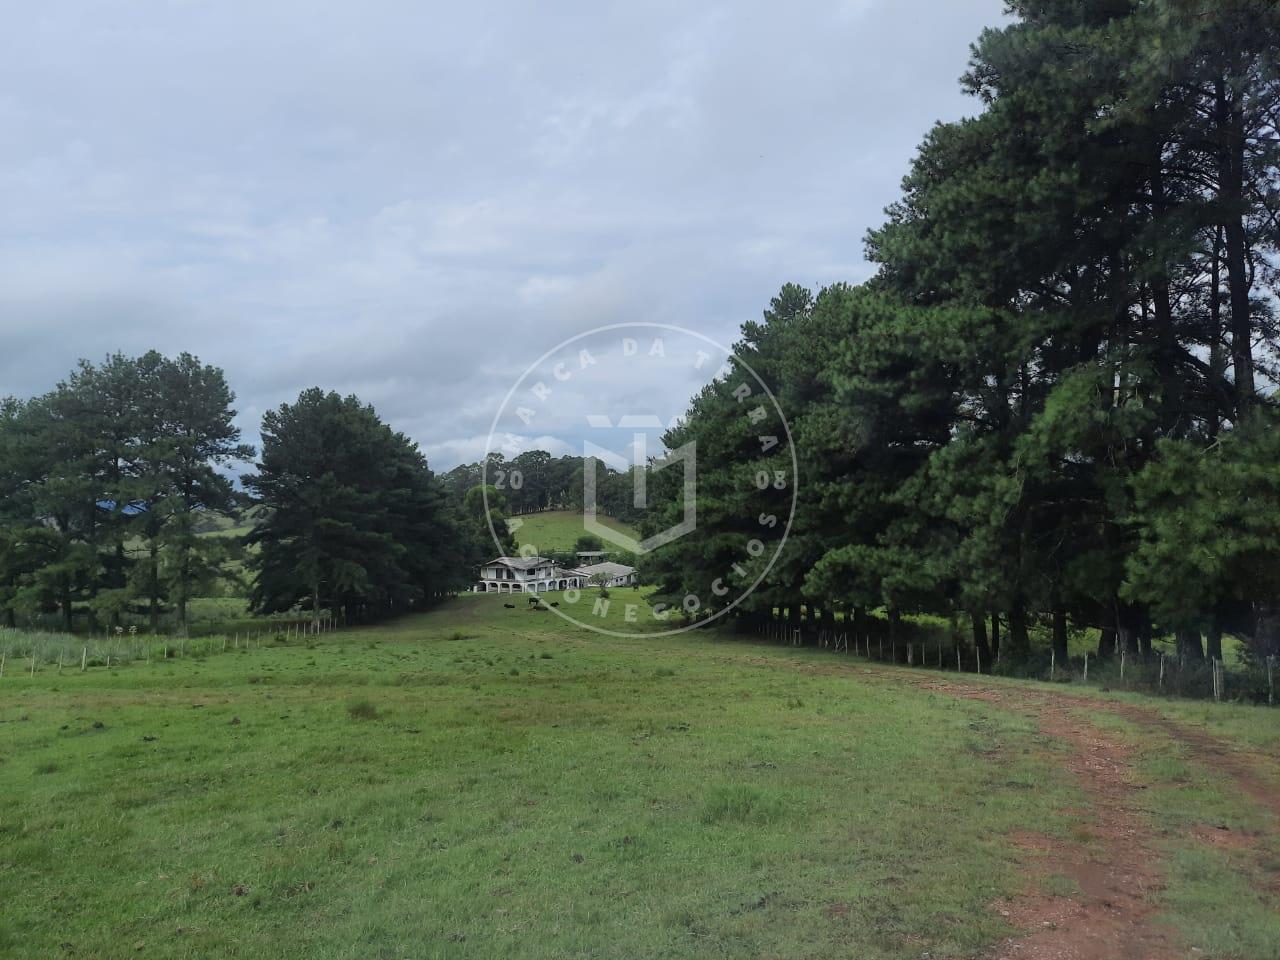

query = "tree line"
[[0, 359, 492, 633], [644, 0, 1280, 667], [443, 450, 647, 523]]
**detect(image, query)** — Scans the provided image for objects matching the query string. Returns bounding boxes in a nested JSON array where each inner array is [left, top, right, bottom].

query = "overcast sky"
[[0, 0, 1006, 471]]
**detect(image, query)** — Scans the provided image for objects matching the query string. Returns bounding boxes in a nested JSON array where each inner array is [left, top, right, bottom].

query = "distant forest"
[[442, 452, 645, 523]]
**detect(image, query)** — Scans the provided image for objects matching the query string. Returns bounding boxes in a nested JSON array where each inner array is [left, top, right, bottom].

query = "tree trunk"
[[1117, 603, 1141, 657], [1208, 225, 1225, 439], [1219, 79, 1255, 409], [1177, 628, 1204, 662], [971, 610, 991, 666], [1206, 623, 1223, 662], [1007, 603, 1030, 658], [1097, 626, 1117, 659], [312, 571, 322, 632], [1137, 623, 1153, 659], [177, 544, 189, 637], [149, 539, 161, 634], [1052, 607, 1069, 665]]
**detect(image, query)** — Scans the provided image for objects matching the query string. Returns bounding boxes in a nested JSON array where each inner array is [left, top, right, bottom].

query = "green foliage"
[[645, 0, 1280, 663], [0, 353, 249, 633], [244, 389, 478, 622]]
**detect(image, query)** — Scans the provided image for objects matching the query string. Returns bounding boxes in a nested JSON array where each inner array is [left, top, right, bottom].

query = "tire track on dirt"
[[909, 677, 1180, 960], [733, 652, 1279, 957]]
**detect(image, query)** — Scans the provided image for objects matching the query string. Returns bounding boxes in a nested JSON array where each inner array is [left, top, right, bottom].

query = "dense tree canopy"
[[0, 353, 249, 632], [645, 0, 1280, 664], [244, 389, 481, 626]]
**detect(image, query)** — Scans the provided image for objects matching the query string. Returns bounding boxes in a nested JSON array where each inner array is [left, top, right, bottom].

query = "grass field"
[[2, 595, 1277, 959], [507, 511, 638, 556]]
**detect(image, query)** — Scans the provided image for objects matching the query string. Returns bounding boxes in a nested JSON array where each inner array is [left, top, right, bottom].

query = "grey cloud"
[[0, 0, 1006, 469]]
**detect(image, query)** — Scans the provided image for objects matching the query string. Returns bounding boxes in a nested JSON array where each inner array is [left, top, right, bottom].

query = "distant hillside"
[[507, 511, 638, 556]]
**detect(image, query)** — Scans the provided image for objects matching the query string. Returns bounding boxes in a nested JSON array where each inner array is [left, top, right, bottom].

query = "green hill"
[[507, 510, 638, 556]]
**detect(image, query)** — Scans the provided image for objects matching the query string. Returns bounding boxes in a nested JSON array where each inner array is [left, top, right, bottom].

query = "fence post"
[[81, 647, 87, 671], [976, 645, 982, 675], [1050, 649, 1056, 682], [1120, 650, 1126, 682], [1083, 652, 1088, 683], [1268, 656, 1275, 707], [957, 645, 962, 673], [0, 651, 5, 678], [1159, 654, 1165, 689]]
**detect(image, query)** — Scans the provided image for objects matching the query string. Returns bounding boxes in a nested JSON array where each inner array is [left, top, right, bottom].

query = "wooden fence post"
[[1083, 652, 1088, 683], [81, 647, 87, 671], [1268, 656, 1275, 707]]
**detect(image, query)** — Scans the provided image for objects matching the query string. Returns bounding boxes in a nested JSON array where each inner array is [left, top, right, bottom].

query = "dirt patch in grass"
[[1106, 701, 1280, 820], [1190, 823, 1260, 852], [885, 669, 1280, 959], [893, 677, 1182, 959]]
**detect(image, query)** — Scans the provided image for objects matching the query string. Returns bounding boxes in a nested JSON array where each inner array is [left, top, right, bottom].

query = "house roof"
[[486, 556, 552, 570], [578, 561, 636, 579]]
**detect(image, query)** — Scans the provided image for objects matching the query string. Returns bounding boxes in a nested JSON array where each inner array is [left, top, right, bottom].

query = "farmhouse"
[[474, 556, 590, 594], [576, 561, 639, 587], [473, 556, 639, 593]]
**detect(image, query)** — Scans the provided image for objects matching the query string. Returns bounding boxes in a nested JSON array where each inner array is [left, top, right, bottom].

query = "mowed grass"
[[507, 511, 638, 556], [0, 595, 1270, 959]]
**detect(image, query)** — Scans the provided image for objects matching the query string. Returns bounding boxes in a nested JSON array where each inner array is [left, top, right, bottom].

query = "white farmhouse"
[[473, 557, 589, 594], [576, 561, 638, 587]]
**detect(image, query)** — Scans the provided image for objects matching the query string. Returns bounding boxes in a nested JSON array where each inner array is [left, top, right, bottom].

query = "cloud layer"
[[0, 0, 1005, 469]]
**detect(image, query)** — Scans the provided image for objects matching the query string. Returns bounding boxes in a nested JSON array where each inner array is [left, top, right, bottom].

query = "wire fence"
[[0, 616, 344, 678], [744, 619, 1278, 706]]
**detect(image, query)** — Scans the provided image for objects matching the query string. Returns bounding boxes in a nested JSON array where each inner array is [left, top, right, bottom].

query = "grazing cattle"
[[504, 603, 516, 609], [527, 597, 540, 606], [550, 602, 559, 608]]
